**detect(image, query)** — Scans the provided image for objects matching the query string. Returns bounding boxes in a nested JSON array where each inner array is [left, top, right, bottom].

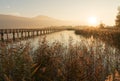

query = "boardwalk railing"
[[0, 27, 64, 42]]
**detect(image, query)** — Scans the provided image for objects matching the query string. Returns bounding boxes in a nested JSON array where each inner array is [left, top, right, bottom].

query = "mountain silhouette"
[[0, 14, 80, 29]]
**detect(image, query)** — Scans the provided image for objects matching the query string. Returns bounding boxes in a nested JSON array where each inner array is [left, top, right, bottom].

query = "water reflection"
[[28, 30, 119, 52]]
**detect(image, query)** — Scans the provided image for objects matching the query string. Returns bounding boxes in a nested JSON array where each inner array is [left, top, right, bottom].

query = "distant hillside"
[[0, 14, 33, 29], [0, 14, 80, 29], [33, 15, 58, 21]]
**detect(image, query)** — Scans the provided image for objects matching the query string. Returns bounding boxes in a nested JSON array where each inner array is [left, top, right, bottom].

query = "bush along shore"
[[0, 36, 119, 81], [75, 28, 120, 50]]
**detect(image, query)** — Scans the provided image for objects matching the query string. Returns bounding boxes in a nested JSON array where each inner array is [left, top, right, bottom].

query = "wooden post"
[[13, 32, 15, 41], [45, 30, 46, 34], [44, 30, 45, 34], [32, 31, 34, 37], [38, 30, 39, 35], [48, 30, 49, 33], [16, 30, 19, 39], [40, 30, 42, 35], [5, 30, 9, 40], [43, 30, 45, 34], [28, 30, 30, 37], [45, 30, 47, 34], [1, 32, 4, 42], [45, 29, 47, 34], [37, 31, 39, 36], [47, 30, 48, 34], [49, 29, 50, 33], [29, 31, 32, 37], [21, 31, 23, 39], [47, 29, 48, 33], [6, 33, 9, 40], [17, 32, 19, 39], [40, 30, 41, 35], [25, 31, 27, 38], [48, 29, 49, 33]]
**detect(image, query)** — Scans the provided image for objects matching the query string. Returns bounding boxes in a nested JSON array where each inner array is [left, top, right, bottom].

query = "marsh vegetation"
[[0, 30, 119, 81]]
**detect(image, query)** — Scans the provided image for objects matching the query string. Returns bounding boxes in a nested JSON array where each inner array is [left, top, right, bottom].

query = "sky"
[[0, 0, 120, 26]]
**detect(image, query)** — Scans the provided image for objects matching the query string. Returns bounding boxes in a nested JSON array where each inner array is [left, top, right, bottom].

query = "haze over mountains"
[[0, 14, 80, 29]]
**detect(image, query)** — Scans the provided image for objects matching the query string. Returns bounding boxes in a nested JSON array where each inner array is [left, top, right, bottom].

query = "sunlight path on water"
[[29, 30, 81, 50], [18, 30, 118, 55]]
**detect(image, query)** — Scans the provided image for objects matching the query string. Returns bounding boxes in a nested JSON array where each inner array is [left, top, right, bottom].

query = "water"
[[23, 30, 119, 52]]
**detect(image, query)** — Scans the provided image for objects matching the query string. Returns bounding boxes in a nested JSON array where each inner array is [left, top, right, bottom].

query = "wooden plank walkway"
[[0, 27, 64, 42]]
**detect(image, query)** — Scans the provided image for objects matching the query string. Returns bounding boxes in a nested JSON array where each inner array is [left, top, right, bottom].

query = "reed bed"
[[0, 36, 119, 81], [75, 28, 120, 50]]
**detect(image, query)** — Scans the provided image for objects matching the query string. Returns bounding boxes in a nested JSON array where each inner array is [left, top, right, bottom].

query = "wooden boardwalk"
[[0, 28, 64, 42]]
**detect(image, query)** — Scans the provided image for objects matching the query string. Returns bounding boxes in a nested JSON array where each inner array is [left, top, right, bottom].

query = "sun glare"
[[88, 16, 98, 26]]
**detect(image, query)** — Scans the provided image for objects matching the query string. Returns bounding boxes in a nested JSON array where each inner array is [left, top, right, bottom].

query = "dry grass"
[[75, 27, 120, 50], [0, 35, 119, 81]]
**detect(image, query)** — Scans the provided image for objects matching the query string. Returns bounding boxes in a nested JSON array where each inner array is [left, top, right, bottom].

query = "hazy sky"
[[0, 0, 120, 25]]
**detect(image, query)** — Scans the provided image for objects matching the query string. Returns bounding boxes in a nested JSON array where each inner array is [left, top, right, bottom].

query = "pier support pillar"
[[37, 31, 39, 36], [6, 33, 9, 40], [25, 32, 27, 38], [28, 31, 30, 37], [13, 32, 15, 41], [32, 31, 34, 37], [21, 31, 23, 39], [17, 32, 19, 39], [1, 32, 4, 42]]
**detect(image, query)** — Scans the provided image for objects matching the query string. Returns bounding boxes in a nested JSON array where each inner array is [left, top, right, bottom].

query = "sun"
[[88, 16, 98, 26]]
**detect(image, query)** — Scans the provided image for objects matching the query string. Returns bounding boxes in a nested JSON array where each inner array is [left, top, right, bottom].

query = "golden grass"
[[0, 35, 119, 81]]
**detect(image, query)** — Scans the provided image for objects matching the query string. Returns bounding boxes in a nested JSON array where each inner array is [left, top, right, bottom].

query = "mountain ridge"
[[0, 14, 80, 29]]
